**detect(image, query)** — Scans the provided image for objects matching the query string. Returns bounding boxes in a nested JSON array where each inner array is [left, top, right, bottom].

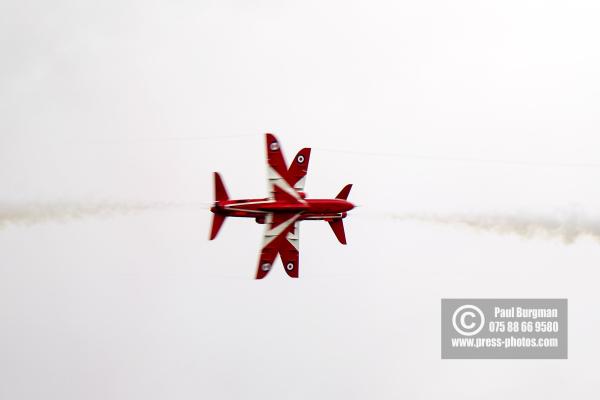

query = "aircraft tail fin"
[[336, 184, 352, 200], [328, 219, 347, 245], [214, 172, 229, 201]]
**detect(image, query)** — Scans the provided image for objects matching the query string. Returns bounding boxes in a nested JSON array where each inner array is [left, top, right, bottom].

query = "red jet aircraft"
[[209, 133, 354, 279]]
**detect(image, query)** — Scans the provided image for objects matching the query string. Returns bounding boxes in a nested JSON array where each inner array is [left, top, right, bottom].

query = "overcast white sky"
[[1, 1, 600, 399]]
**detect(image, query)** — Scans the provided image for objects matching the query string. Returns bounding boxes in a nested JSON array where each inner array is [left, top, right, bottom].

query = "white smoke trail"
[[391, 207, 600, 244], [0, 201, 191, 229]]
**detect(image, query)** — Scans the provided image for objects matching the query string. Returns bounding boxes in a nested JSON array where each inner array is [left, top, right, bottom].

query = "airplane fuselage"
[[211, 198, 354, 221]]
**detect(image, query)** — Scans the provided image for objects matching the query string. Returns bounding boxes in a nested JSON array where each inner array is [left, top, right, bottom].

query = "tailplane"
[[329, 184, 352, 244], [210, 172, 229, 240], [328, 219, 347, 244], [214, 172, 229, 202], [209, 214, 226, 240]]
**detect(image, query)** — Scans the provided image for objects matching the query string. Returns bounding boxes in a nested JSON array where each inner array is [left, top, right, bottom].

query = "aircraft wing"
[[280, 221, 300, 278], [256, 212, 301, 279], [266, 133, 289, 199], [265, 134, 307, 203], [287, 148, 311, 191]]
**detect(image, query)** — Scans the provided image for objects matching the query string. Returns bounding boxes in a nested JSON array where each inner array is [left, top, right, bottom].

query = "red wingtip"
[[266, 133, 278, 147]]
